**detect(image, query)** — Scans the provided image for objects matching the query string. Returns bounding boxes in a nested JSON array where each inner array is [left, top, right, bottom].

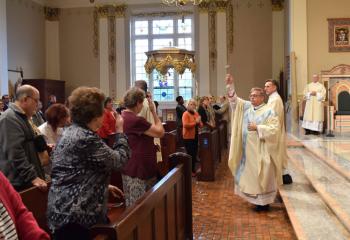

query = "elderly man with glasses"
[[0, 85, 47, 191], [225, 74, 282, 212]]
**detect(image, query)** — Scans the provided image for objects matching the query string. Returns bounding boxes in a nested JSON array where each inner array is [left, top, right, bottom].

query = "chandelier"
[[162, 0, 203, 7], [144, 47, 196, 80]]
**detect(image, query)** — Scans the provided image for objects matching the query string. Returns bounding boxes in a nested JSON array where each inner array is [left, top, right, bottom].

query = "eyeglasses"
[[27, 96, 40, 104], [249, 94, 263, 98]]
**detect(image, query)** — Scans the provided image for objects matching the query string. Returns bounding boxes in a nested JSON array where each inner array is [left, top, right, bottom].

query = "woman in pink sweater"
[[0, 171, 50, 239]]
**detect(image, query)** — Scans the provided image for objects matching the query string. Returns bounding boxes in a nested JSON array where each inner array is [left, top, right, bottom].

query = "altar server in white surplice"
[[302, 74, 326, 135], [226, 74, 282, 212], [264, 80, 292, 184]]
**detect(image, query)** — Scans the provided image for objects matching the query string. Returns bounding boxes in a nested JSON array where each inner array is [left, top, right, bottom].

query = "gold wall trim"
[[272, 0, 284, 11], [44, 7, 60, 21], [115, 5, 127, 18], [215, 1, 228, 12], [94, 4, 126, 18], [209, 10, 217, 70], [108, 13, 116, 73], [93, 4, 126, 58], [198, 0, 228, 12], [93, 7, 99, 58], [199, 1, 233, 55]]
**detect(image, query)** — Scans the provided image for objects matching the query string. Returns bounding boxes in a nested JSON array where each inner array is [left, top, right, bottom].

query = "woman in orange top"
[[182, 99, 203, 176]]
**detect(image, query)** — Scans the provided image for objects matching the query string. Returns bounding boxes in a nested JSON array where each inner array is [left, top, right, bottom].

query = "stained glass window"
[[135, 21, 148, 35], [178, 18, 192, 34], [153, 20, 173, 34]]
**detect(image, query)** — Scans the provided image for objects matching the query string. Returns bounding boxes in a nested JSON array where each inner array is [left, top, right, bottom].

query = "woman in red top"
[[121, 87, 164, 207], [182, 99, 203, 176], [0, 171, 50, 240], [97, 97, 117, 144]]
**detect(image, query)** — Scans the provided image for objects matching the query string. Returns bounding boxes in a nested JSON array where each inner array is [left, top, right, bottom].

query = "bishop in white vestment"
[[226, 75, 282, 210]]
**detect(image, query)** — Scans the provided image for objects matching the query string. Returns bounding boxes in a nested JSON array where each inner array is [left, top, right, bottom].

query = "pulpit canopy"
[[144, 47, 196, 77]]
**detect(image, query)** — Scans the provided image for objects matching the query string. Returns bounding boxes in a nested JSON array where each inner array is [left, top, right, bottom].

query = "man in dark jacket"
[[1, 94, 10, 111], [176, 96, 186, 127], [176, 96, 187, 143], [0, 85, 47, 191]]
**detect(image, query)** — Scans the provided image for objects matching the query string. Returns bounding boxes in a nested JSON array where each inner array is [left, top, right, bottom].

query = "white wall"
[[6, 0, 46, 80], [0, 0, 8, 95]]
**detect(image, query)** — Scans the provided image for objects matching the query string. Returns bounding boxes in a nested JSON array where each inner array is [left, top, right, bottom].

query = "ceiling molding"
[[46, 0, 162, 8]]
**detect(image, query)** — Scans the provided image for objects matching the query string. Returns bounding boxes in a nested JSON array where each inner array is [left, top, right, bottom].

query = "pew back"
[[198, 129, 219, 181], [158, 130, 177, 177], [91, 153, 192, 240], [218, 120, 228, 151], [163, 120, 177, 132], [20, 183, 51, 233]]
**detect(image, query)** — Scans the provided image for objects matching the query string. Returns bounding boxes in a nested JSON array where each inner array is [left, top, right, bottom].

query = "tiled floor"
[[192, 152, 297, 240]]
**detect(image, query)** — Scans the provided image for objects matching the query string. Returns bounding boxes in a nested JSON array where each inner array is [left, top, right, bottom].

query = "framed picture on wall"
[[328, 18, 350, 52]]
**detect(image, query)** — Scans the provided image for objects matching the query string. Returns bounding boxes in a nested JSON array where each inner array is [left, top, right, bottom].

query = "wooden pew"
[[218, 120, 228, 151], [20, 182, 51, 233], [90, 152, 193, 240], [20, 152, 192, 240], [197, 129, 220, 181], [213, 128, 220, 163], [158, 130, 178, 177], [163, 120, 177, 132]]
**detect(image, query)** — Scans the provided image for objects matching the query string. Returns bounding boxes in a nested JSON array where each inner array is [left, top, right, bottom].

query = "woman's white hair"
[[186, 98, 196, 108]]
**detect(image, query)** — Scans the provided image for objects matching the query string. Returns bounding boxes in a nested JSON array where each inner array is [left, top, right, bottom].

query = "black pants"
[[53, 223, 90, 240], [183, 139, 198, 173]]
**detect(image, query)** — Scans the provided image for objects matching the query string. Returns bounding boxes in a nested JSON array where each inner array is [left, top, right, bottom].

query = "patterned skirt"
[[122, 174, 157, 207]]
